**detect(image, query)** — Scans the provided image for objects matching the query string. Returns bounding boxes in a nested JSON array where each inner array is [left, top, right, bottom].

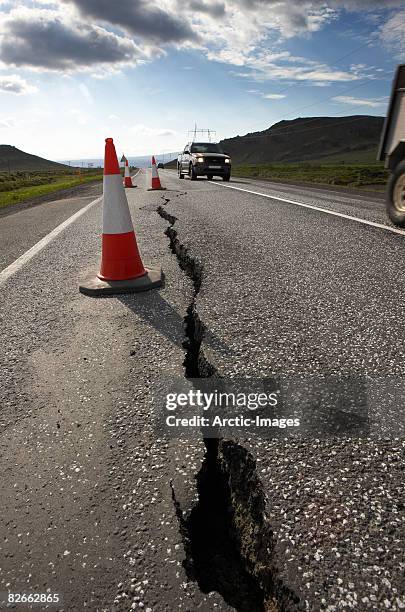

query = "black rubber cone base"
[[79, 266, 163, 296]]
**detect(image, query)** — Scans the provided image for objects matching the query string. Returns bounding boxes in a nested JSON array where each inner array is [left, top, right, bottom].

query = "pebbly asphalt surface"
[[1, 168, 404, 611]]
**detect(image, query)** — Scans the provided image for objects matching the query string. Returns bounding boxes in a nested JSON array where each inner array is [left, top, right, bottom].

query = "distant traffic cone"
[[148, 156, 166, 191], [79, 138, 163, 296], [123, 159, 134, 188]]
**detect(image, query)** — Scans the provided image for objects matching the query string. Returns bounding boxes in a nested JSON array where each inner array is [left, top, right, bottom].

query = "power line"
[[281, 79, 381, 116], [252, 30, 377, 101], [242, 20, 403, 134], [187, 126, 217, 142], [239, 74, 387, 138], [327, 35, 376, 65]]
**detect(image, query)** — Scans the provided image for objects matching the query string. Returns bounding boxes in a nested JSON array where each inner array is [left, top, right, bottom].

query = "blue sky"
[[0, 1, 404, 160]]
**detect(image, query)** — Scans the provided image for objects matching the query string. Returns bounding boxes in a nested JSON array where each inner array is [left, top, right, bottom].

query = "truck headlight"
[[197, 157, 204, 163], [225, 158, 231, 164]]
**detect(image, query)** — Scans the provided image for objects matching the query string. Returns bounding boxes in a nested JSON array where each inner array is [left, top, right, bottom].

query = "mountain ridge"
[[218, 115, 384, 164], [0, 145, 70, 172]]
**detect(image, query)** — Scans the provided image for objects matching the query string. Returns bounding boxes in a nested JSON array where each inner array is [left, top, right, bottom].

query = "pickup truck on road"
[[379, 63, 405, 227], [177, 142, 231, 181]]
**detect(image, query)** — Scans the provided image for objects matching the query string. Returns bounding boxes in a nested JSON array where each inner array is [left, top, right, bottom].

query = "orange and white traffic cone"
[[148, 156, 166, 191], [123, 159, 134, 188], [79, 138, 163, 296]]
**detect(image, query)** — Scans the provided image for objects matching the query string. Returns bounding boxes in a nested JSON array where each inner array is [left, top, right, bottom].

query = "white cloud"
[[0, 2, 338, 79], [130, 123, 177, 137], [0, 6, 150, 72], [79, 83, 94, 102], [64, 0, 196, 44], [69, 108, 88, 125], [333, 95, 388, 108], [379, 11, 405, 59], [330, 0, 401, 8], [0, 116, 16, 128], [0, 0, 396, 84], [0, 74, 37, 94], [230, 50, 364, 84], [263, 93, 286, 99], [247, 89, 286, 99]]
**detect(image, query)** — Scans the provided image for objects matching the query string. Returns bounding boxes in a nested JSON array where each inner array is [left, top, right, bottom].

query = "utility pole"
[[188, 126, 217, 143]]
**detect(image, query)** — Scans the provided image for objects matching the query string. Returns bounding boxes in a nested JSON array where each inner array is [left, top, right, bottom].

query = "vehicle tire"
[[387, 161, 405, 227], [207, 174, 213, 180], [190, 164, 197, 181], [178, 166, 184, 179], [222, 174, 231, 182]]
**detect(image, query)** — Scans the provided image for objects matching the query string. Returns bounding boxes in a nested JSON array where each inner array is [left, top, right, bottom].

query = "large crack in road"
[[157, 201, 300, 612], [157, 204, 215, 379]]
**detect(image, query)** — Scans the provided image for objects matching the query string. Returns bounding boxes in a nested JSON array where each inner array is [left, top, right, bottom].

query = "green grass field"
[[232, 161, 388, 191], [309, 148, 381, 165], [0, 169, 103, 209]]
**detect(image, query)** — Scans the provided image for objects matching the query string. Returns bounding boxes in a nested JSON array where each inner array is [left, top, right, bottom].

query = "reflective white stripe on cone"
[[103, 174, 134, 234], [148, 155, 166, 190], [124, 159, 134, 188]]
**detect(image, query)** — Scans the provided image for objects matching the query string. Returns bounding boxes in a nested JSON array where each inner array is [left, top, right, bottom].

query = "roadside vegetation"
[[0, 168, 104, 209], [232, 162, 388, 191]]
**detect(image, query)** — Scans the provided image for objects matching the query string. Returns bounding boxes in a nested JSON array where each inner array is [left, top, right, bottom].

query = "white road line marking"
[[215, 182, 405, 237], [0, 196, 102, 287]]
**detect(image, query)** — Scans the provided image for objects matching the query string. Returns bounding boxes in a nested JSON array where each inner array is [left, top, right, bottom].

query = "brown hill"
[[0, 145, 70, 172], [219, 115, 384, 164]]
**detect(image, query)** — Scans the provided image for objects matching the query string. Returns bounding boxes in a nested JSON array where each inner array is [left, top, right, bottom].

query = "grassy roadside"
[[232, 162, 389, 192], [0, 170, 104, 209]]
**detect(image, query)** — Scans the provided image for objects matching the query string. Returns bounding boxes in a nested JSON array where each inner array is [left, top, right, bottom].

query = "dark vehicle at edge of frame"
[[379, 63, 405, 227]]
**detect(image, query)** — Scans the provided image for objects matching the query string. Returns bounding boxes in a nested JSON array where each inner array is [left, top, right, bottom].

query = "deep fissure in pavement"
[[186, 439, 267, 611], [157, 203, 300, 612], [157, 204, 215, 378]]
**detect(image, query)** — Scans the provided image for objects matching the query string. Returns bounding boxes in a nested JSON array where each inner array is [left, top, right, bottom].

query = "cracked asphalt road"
[[158, 170, 405, 610], [1, 169, 404, 611]]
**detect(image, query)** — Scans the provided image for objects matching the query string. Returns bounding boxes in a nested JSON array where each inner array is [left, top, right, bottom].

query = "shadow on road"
[[118, 291, 236, 357]]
